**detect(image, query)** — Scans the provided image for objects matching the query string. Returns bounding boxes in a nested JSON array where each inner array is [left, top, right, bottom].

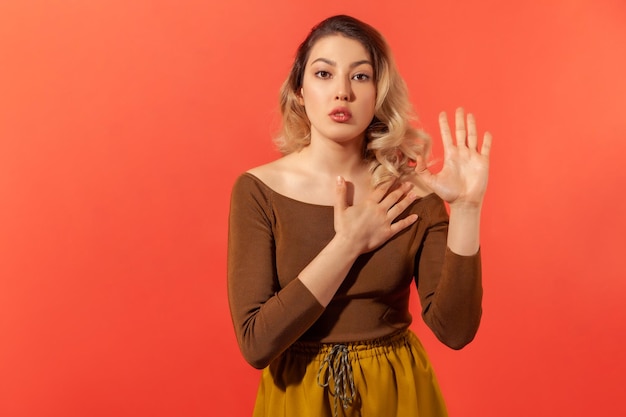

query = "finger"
[[413, 154, 428, 173], [389, 214, 418, 235], [467, 113, 478, 150], [415, 155, 434, 187], [387, 189, 417, 220], [380, 182, 412, 211], [455, 107, 466, 147], [334, 176, 348, 215], [438, 111, 453, 152], [480, 131, 493, 157], [371, 179, 395, 203]]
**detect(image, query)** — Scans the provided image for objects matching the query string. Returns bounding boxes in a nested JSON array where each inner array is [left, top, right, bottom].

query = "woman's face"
[[299, 35, 376, 147]]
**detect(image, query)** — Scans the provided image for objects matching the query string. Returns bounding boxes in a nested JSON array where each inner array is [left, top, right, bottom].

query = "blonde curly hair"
[[275, 15, 431, 187]]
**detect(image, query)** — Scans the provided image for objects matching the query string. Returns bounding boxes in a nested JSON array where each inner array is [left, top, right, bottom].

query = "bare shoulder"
[[247, 160, 281, 183], [246, 153, 338, 204], [246, 154, 300, 196]]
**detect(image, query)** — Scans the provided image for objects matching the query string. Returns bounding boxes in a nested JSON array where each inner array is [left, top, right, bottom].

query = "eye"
[[315, 70, 331, 79], [352, 73, 371, 82]]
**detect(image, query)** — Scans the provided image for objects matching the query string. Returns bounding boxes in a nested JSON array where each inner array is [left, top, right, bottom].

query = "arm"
[[415, 198, 482, 350], [227, 175, 325, 369], [227, 175, 418, 368], [415, 108, 492, 348]]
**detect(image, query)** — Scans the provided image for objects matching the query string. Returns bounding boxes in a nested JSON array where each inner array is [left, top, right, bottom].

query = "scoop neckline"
[[244, 172, 334, 208], [243, 172, 436, 208]]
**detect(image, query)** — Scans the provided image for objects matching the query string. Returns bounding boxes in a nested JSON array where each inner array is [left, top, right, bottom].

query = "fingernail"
[[336, 176, 343, 185]]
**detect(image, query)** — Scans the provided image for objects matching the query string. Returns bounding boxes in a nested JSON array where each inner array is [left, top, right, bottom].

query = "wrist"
[[330, 232, 363, 259], [447, 203, 482, 256], [449, 201, 483, 215]]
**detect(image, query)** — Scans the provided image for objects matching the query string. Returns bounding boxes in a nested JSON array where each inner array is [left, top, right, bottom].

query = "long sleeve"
[[227, 174, 325, 369], [415, 198, 483, 350]]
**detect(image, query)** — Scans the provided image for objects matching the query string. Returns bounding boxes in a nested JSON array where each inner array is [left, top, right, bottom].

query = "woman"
[[227, 14, 492, 417]]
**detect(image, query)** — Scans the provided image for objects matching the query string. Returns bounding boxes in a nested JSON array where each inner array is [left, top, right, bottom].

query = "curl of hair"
[[275, 15, 431, 188]]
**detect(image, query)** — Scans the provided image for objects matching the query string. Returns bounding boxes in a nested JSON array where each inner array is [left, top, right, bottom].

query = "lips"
[[329, 107, 352, 123]]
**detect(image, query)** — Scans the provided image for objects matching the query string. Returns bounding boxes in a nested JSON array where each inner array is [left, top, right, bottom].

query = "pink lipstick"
[[329, 107, 352, 123]]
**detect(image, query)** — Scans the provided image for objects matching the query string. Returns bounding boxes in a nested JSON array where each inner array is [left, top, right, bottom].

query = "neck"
[[299, 135, 368, 179]]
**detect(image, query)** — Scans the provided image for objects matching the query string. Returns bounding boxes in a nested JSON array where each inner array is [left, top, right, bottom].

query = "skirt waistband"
[[290, 329, 413, 360]]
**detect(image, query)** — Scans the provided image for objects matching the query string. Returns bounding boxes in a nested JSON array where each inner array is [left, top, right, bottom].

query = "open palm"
[[417, 108, 492, 207]]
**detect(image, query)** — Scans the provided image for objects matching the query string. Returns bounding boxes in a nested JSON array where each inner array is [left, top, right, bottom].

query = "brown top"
[[227, 173, 482, 369]]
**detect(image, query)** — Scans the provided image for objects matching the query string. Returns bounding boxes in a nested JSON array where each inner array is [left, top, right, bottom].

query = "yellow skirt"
[[253, 330, 448, 417]]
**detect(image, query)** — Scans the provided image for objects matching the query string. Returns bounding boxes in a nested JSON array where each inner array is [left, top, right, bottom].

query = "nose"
[[334, 77, 351, 101]]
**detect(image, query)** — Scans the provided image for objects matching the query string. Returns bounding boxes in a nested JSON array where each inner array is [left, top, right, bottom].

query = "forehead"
[[306, 35, 372, 66]]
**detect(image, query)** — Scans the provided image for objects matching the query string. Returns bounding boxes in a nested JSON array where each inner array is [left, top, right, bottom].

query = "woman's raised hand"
[[417, 108, 492, 208], [333, 177, 418, 255]]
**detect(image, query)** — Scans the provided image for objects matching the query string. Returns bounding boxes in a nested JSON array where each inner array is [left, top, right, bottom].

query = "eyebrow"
[[310, 57, 373, 68]]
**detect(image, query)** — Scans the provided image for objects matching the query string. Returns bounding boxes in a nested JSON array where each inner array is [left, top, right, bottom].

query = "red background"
[[1, 0, 625, 416]]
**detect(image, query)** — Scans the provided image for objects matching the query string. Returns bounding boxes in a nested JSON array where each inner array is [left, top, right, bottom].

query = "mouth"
[[329, 108, 352, 123]]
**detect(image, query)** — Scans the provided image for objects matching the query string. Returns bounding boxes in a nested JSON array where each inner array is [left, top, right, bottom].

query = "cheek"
[[357, 83, 376, 102], [300, 85, 326, 110], [360, 88, 377, 113]]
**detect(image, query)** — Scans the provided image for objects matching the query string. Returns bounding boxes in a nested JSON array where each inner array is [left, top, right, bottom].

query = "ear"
[[297, 87, 305, 106]]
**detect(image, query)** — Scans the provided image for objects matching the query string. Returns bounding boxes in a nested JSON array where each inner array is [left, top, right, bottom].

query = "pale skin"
[[249, 35, 492, 306]]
